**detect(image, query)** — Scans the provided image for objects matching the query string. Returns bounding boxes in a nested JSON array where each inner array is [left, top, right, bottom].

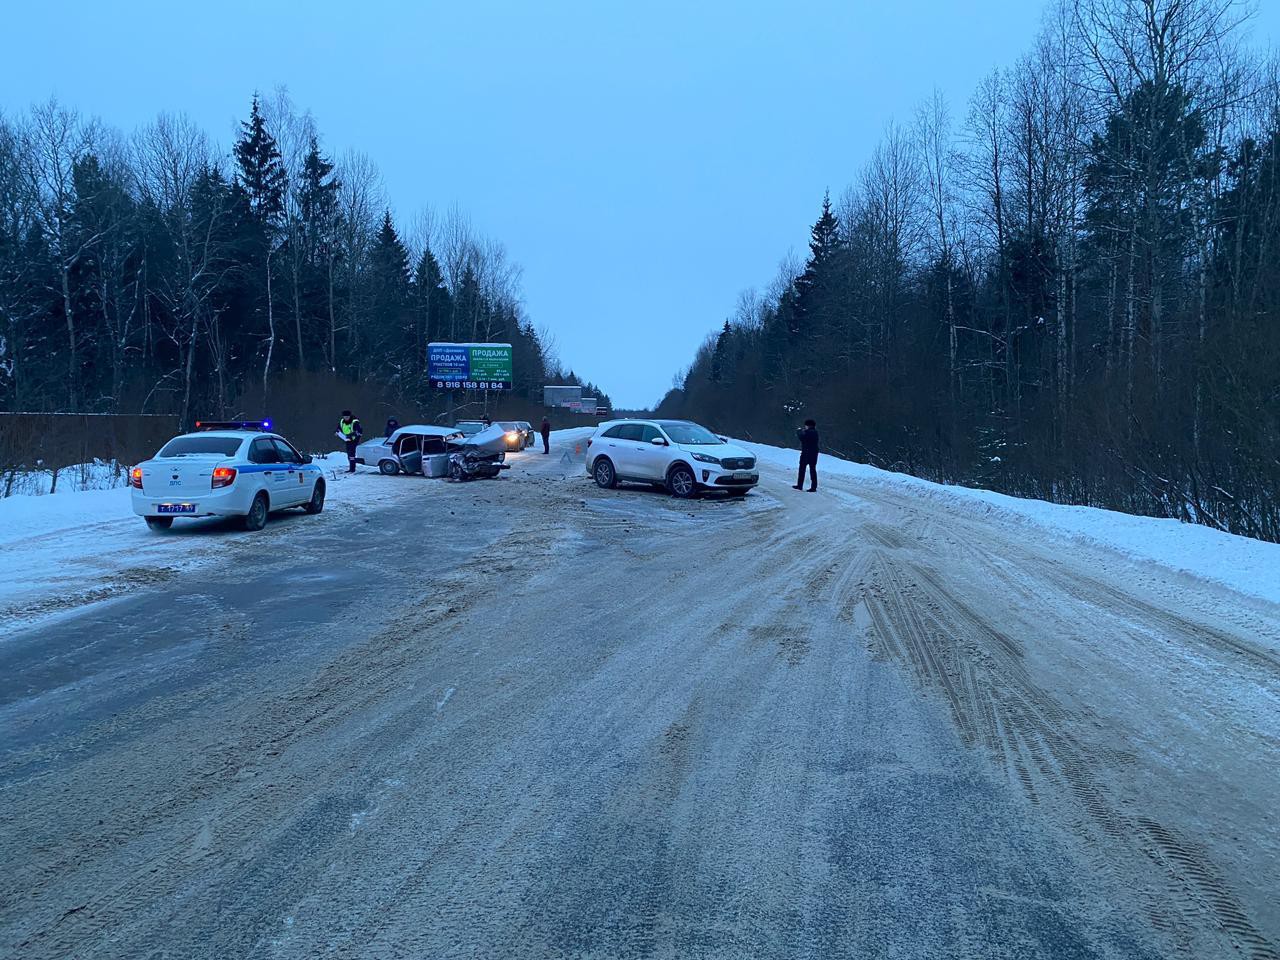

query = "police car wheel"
[[378, 460, 399, 475], [304, 480, 325, 514], [243, 493, 269, 531], [145, 516, 173, 531]]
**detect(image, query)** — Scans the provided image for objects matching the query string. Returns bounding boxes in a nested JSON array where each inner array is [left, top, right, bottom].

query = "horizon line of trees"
[[0, 89, 610, 427], [660, 0, 1280, 542]]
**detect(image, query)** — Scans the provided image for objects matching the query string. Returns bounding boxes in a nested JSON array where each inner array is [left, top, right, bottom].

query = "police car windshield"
[[659, 422, 723, 445], [158, 436, 243, 457]]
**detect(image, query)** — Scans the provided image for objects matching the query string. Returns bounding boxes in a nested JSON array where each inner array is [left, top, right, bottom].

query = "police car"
[[130, 420, 326, 531]]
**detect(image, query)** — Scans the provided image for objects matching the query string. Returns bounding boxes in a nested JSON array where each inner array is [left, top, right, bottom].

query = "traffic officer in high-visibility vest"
[[336, 410, 363, 473]]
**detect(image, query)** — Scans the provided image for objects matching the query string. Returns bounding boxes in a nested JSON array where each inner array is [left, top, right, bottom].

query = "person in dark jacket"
[[540, 416, 551, 454], [384, 416, 400, 439], [794, 419, 819, 492]]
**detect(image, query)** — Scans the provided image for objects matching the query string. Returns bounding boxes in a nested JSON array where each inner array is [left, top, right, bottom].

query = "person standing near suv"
[[540, 415, 551, 454], [794, 418, 819, 492]]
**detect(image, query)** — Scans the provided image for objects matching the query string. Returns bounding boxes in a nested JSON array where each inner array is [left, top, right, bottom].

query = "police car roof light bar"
[[194, 419, 273, 432]]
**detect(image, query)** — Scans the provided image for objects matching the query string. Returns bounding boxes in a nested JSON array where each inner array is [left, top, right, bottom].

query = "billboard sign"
[[428, 343, 512, 390], [542, 385, 582, 408]]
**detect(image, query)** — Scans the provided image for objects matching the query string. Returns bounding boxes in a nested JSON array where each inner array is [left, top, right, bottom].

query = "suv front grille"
[[720, 457, 755, 471]]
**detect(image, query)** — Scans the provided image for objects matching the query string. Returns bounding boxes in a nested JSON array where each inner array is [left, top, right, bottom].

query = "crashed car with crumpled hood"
[[446, 424, 512, 481]]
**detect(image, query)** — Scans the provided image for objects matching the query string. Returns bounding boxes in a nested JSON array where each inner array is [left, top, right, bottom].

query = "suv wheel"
[[243, 492, 269, 531], [668, 464, 697, 499], [593, 457, 617, 489]]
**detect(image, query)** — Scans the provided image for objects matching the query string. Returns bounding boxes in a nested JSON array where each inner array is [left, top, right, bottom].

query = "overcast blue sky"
[[3, 1, 1276, 407]]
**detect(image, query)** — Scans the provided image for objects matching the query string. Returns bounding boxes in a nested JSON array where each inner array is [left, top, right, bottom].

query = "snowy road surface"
[[2, 432, 1278, 958]]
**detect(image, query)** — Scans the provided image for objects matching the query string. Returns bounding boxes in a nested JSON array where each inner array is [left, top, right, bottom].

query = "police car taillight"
[[211, 466, 236, 489], [130, 467, 143, 489]]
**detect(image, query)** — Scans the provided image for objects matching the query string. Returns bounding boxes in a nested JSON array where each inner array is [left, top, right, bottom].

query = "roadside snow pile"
[[745, 442, 1280, 607]]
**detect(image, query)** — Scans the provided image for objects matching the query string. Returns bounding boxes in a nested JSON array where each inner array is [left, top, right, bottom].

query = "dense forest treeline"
[[0, 91, 610, 428], [659, 0, 1280, 541]]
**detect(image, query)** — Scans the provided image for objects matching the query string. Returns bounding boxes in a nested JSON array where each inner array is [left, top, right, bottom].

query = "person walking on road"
[[540, 416, 551, 454], [337, 410, 363, 473], [794, 418, 819, 492]]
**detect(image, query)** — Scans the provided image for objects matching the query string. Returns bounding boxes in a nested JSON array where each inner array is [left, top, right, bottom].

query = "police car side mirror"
[[301, 454, 313, 464]]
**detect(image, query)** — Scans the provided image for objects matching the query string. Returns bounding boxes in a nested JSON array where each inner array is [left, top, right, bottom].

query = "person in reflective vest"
[[336, 410, 363, 473]]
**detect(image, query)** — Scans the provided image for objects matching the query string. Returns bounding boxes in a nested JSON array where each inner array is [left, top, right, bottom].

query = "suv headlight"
[[690, 452, 721, 465]]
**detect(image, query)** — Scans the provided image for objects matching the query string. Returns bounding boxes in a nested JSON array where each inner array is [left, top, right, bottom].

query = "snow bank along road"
[[2, 433, 1277, 959]]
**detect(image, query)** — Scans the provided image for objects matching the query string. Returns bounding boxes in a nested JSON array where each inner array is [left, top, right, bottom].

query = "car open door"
[[395, 433, 423, 474]]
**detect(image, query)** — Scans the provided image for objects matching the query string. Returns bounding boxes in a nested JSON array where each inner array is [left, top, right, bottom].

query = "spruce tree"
[[367, 210, 412, 373], [297, 136, 339, 266], [808, 189, 841, 267], [793, 190, 843, 340], [233, 95, 288, 391], [234, 95, 286, 227]]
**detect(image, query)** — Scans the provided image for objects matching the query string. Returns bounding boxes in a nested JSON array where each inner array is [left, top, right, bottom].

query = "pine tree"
[[709, 320, 731, 383], [233, 95, 288, 392], [792, 191, 843, 341], [367, 210, 412, 379], [296, 136, 338, 266], [288, 136, 340, 369], [410, 244, 451, 388], [234, 95, 286, 227], [808, 189, 841, 267]]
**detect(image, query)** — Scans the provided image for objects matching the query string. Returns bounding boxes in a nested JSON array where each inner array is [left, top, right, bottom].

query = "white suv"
[[586, 419, 759, 498]]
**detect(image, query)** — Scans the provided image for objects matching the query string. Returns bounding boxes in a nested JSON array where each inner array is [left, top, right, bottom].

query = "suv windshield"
[[455, 422, 486, 435], [659, 422, 723, 445], [157, 436, 243, 457]]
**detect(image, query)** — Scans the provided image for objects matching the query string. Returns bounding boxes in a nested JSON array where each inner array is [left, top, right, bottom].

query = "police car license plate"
[[158, 503, 196, 514]]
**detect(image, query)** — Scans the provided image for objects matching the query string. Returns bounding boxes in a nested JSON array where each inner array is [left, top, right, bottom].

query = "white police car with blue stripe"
[[130, 420, 326, 531]]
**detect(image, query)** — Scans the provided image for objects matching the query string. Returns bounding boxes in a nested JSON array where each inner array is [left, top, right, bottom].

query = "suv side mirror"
[[650, 436, 667, 446]]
